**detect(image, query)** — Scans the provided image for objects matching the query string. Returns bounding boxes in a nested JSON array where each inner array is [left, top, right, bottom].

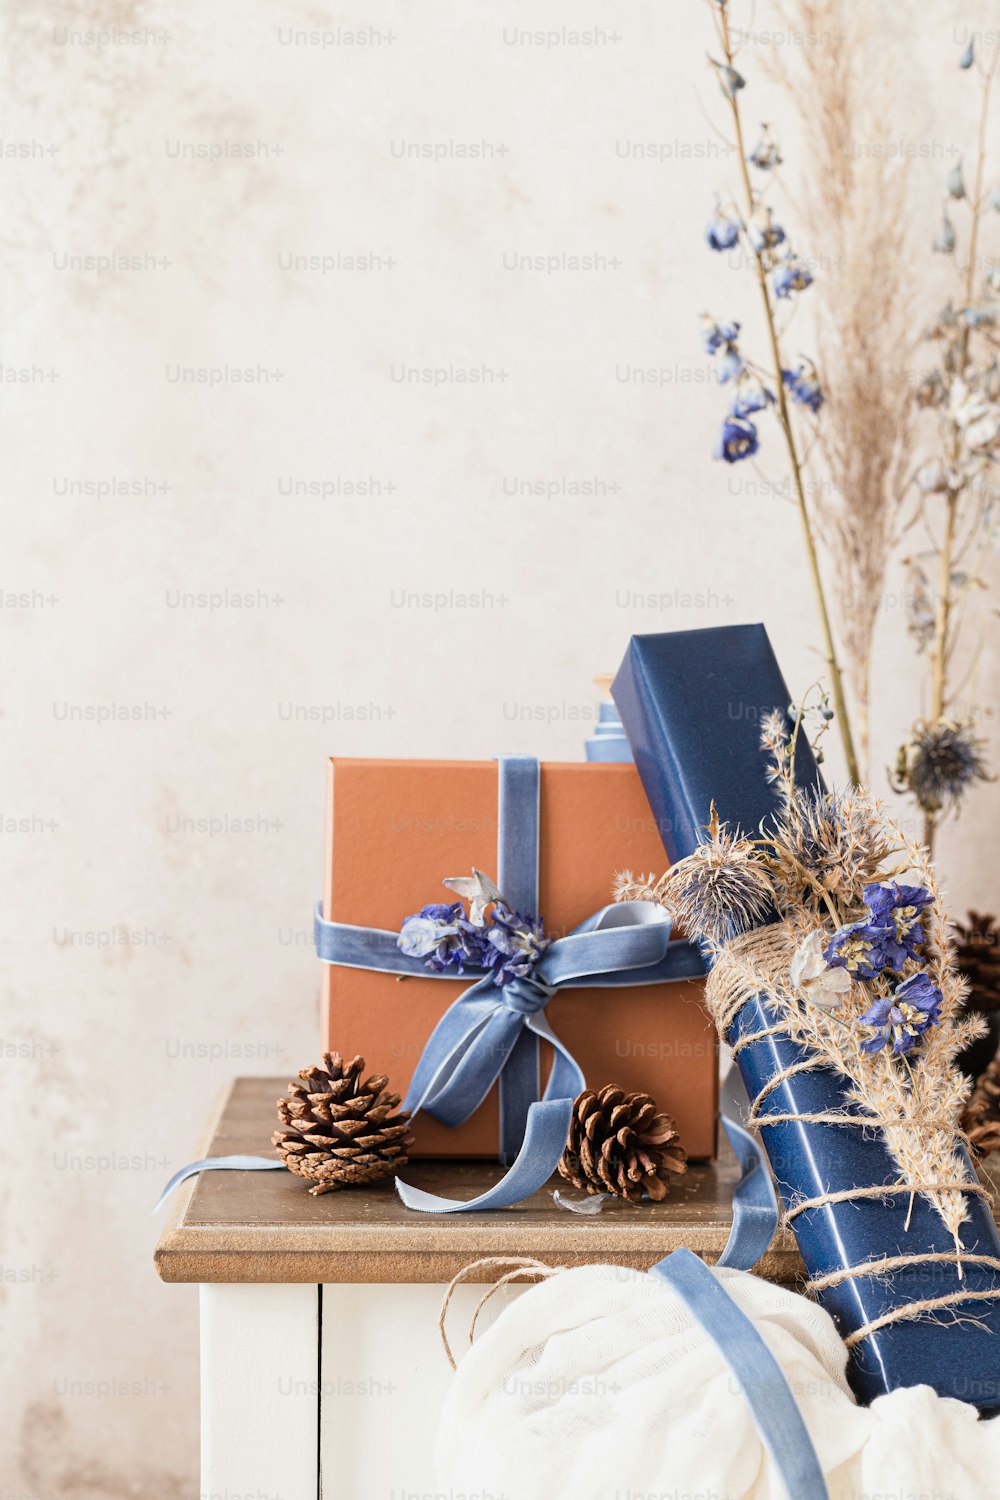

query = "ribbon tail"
[[527, 1010, 586, 1102], [395, 1097, 574, 1214], [396, 1012, 586, 1213], [716, 1065, 778, 1271], [404, 1003, 524, 1130], [402, 976, 500, 1116], [650, 1249, 829, 1500], [499, 1029, 539, 1166], [151, 1155, 285, 1214]]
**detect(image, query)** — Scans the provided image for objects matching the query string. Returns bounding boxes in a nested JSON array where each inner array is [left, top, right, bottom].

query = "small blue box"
[[613, 623, 1000, 1407], [585, 699, 633, 762]]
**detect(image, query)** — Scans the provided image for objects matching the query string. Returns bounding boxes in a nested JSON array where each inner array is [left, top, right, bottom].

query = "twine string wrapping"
[[786, 1181, 993, 1224], [705, 925, 1000, 1347], [807, 1250, 1000, 1294], [438, 1256, 558, 1370]]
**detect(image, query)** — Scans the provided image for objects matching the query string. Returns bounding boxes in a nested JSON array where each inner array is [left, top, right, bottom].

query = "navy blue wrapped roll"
[[613, 624, 1000, 1408]]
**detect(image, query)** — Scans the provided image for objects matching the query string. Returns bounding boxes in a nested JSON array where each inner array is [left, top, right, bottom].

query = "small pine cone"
[[272, 1052, 413, 1195], [558, 1085, 687, 1203], [961, 1050, 1000, 1158], [955, 913, 1000, 1013]]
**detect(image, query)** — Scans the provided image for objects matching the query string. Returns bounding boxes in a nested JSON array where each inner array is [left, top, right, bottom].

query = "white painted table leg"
[[201, 1283, 319, 1500], [320, 1283, 525, 1500]]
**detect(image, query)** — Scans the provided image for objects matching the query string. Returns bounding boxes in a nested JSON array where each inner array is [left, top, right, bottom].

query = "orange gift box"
[[320, 758, 718, 1160]]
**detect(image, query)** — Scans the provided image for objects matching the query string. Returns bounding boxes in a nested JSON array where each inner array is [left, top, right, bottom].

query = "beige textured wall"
[[4, 0, 998, 1491]]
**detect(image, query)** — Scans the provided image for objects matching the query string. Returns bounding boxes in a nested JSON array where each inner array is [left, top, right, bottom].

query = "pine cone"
[[955, 912, 1000, 1013], [558, 1085, 687, 1203], [272, 1053, 413, 1195], [961, 1050, 1000, 1158]]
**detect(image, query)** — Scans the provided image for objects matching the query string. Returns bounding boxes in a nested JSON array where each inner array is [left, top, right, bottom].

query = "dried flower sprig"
[[700, 0, 861, 787], [893, 38, 1000, 852], [398, 869, 550, 988], [614, 706, 986, 1242], [768, 0, 915, 784]]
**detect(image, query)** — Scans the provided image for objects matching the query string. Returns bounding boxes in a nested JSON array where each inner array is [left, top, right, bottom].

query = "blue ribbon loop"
[[314, 754, 708, 1212], [717, 1064, 779, 1271]]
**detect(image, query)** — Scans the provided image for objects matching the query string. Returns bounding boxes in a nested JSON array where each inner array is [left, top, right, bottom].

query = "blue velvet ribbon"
[[647, 1057, 822, 1498], [315, 754, 706, 1213], [651, 1249, 828, 1499], [151, 1154, 286, 1215], [716, 1064, 779, 1271]]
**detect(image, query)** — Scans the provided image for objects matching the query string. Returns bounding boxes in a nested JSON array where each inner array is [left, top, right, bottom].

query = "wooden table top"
[[154, 1076, 801, 1285]]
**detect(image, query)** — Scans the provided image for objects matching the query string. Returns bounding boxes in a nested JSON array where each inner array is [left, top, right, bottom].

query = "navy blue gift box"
[[613, 623, 1000, 1409]]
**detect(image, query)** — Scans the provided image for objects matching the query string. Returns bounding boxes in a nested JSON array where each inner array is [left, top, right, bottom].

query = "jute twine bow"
[[705, 925, 1000, 1349]]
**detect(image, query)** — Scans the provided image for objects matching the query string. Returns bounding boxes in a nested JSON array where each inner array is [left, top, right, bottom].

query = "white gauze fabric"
[[436, 1263, 1000, 1500]]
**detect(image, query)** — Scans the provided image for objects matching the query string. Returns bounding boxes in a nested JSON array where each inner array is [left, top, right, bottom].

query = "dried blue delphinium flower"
[[716, 344, 744, 384], [933, 212, 957, 253], [782, 360, 824, 412], [702, 314, 744, 383], [894, 718, 992, 816], [399, 870, 551, 988], [787, 692, 835, 727], [748, 205, 785, 253], [858, 973, 944, 1055], [823, 916, 895, 980], [709, 56, 745, 98], [992, 183, 1000, 213], [747, 124, 782, 172], [713, 414, 759, 463], [900, 54, 1000, 841], [483, 909, 551, 987], [950, 376, 1000, 451], [701, 314, 741, 353], [773, 254, 814, 300], [959, 38, 975, 69], [863, 882, 933, 963], [730, 370, 774, 418], [698, 15, 859, 783], [706, 206, 740, 251], [825, 882, 932, 978], [398, 902, 472, 969]]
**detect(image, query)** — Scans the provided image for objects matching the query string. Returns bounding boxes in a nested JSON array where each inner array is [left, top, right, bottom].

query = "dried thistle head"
[[893, 717, 992, 818], [658, 805, 774, 945], [613, 870, 667, 905], [766, 785, 900, 915]]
